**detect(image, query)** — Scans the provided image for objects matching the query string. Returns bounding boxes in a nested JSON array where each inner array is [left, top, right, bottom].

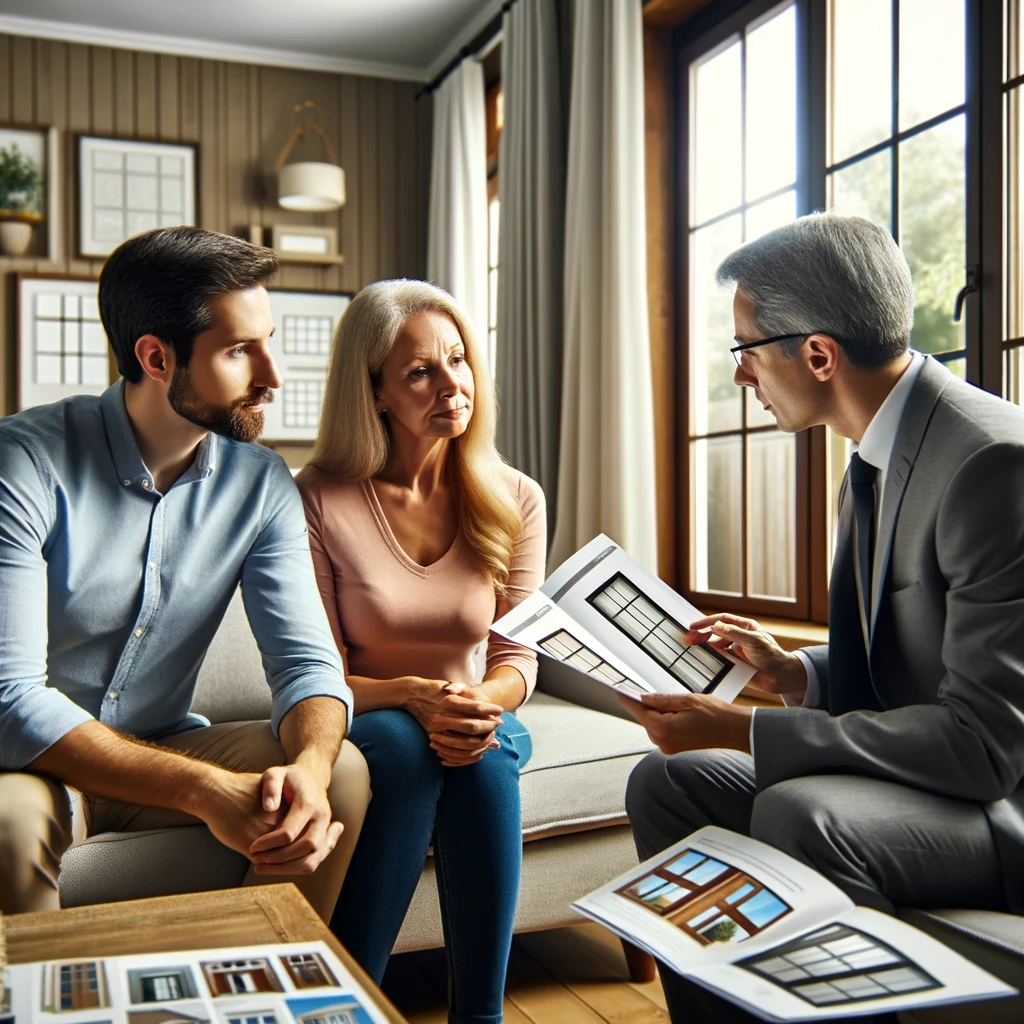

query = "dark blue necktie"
[[849, 452, 877, 625]]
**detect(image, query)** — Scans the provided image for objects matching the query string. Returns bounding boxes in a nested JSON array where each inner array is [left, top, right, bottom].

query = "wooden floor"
[[381, 923, 669, 1023]]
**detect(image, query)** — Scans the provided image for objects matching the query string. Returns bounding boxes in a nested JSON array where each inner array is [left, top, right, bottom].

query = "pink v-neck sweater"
[[295, 465, 546, 698]]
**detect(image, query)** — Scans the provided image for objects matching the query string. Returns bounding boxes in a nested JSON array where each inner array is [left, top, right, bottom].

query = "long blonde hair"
[[312, 279, 522, 595]]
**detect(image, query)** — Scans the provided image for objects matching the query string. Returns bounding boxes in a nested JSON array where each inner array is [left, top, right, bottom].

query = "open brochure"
[[492, 534, 756, 705], [573, 826, 1015, 1020], [2, 939, 387, 1024]]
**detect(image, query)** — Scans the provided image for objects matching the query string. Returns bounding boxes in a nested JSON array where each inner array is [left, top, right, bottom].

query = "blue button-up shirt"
[[0, 380, 351, 770]]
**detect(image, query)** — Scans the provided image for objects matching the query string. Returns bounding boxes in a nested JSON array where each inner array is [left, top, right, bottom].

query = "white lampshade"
[[278, 161, 346, 211]]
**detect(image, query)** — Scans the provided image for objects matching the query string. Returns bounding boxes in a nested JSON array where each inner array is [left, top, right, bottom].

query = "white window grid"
[[33, 291, 108, 387], [282, 379, 325, 429], [282, 315, 333, 356], [91, 148, 186, 243]]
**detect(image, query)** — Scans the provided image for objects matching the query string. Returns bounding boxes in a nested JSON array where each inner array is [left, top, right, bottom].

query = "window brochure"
[[572, 826, 1015, 1020], [492, 534, 756, 704]]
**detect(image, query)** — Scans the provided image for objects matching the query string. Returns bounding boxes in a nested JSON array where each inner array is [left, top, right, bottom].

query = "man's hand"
[[198, 769, 284, 859], [246, 762, 344, 874], [685, 613, 807, 698], [406, 679, 503, 767], [619, 692, 753, 755]]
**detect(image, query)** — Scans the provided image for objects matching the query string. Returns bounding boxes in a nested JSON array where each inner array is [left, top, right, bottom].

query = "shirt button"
[[109, 691, 119, 700], [134, 628, 143, 637], [123, 479, 131, 487], [141, 479, 152, 491], [149, 562, 158, 571]]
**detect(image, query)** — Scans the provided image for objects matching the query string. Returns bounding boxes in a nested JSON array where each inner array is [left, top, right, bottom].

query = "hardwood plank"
[[66, 43, 93, 274], [10, 34, 35, 123], [179, 57, 200, 142], [338, 74, 361, 291], [505, 942, 607, 1024], [90, 46, 114, 136], [377, 78, 398, 280], [135, 49, 157, 136], [225, 61, 250, 235], [517, 927, 669, 1023], [113, 48, 134, 137], [358, 76, 380, 285], [198, 60, 221, 230], [575, 923, 670, 1012], [414, 92, 432, 280], [395, 82, 419, 279], [158, 53, 179, 139], [0, 35, 11, 122]]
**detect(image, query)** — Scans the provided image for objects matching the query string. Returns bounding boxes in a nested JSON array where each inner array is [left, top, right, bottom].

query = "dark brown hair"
[[99, 226, 279, 383]]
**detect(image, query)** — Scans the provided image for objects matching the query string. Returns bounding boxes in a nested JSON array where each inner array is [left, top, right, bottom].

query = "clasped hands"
[[619, 613, 808, 755], [202, 757, 342, 877], [406, 678, 503, 767]]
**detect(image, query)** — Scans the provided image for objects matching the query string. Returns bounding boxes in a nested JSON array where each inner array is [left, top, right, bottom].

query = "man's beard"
[[167, 366, 273, 443]]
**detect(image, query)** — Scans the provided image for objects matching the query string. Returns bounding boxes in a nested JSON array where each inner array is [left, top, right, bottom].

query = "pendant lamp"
[[275, 100, 346, 212]]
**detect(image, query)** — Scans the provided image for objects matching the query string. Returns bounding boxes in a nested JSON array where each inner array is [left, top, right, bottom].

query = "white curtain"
[[426, 59, 489, 362], [495, 0, 567, 538], [549, 0, 658, 571]]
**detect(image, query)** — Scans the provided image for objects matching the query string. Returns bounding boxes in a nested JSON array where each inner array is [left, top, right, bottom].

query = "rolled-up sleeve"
[[0, 439, 93, 769], [486, 473, 547, 700], [241, 460, 353, 736]]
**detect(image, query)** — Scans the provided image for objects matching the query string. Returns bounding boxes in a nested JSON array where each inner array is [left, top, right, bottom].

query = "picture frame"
[[264, 289, 353, 442], [0, 122, 60, 262], [268, 223, 344, 265], [76, 135, 198, 257], [15, 273, 111, 411]]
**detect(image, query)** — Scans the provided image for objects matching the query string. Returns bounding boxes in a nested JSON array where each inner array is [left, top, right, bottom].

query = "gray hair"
[[715, 212, 915, 368]]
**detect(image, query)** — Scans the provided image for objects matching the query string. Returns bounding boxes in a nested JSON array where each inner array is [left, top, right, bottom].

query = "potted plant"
[[0, 142, 43, 257]]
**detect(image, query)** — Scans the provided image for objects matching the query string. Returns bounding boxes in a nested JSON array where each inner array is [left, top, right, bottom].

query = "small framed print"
[[16, 274, 111, 411], [77, 135, 198, 257], [269, 224, 343, 264], [0, 122, 60, 261], [265, 289, 353, 442]]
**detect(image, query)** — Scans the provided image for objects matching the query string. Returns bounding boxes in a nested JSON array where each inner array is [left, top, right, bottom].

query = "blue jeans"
[[331, 708, 532, 1024]]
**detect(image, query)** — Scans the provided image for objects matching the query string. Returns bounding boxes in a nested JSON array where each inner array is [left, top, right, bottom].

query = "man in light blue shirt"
[[0, 226, 369, 918]]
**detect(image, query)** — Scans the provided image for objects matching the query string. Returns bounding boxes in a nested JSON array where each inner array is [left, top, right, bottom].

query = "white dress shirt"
[[751, 351, 926, 747]]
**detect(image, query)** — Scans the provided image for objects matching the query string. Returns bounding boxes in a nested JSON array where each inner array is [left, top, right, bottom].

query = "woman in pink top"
[[296, 279, 545, 1023]]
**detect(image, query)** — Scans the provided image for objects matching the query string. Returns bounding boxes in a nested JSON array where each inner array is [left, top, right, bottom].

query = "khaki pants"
[[0, 721, 370, 921]]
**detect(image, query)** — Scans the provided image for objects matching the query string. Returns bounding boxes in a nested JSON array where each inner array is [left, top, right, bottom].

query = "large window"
[[679, 0, 996, 622], [486, 82, 503, 371], [1006, 0, 1024, 402]]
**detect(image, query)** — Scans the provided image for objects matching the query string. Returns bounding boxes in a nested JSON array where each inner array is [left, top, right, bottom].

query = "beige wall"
[[0, 32, 433, 464]]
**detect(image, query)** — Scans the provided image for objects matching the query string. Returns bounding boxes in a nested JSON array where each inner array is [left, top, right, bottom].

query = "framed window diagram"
[[16, 274, 110, 411], [264, 290, 353, 442], [127, 966, 199, 1003], [587, 573, 730, 692], [200, 960, 282, 998], [618, 848, 791, 946], [43, 962, 109, 1012], [738, 922, 941, 1009], [77, 135, 198, 257], [280, 953, 338, 989], [538, 629, 649, 698]]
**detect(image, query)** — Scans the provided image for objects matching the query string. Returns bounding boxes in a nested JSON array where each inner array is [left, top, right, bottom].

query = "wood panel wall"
[[0, 32, 433, 434]]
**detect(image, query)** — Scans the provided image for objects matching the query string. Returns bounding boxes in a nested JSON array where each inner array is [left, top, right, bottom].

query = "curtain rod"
[[416, 0, 519, 100]]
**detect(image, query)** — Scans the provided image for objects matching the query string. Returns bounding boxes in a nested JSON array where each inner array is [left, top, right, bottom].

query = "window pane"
[[745, 5, 797, 201], [828, 148, 892, 229], [1006, 87, 1023, 343], [830, 0, 892, 164], [692, 436, 743, 594], [827, 428, 851, 568], [899, 0, 965, 130], [747, 432, 796, 600], [1006, 347, 1023, 404], [745, 189, 797, 243], [690, 215, 743, 434], [900, 115, 966, 354], [941, 355, 967, 379], [693, 40, 742, 224]]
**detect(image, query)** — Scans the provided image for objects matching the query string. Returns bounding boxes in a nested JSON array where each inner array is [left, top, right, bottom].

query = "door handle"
[[953, 265, 980, 322]]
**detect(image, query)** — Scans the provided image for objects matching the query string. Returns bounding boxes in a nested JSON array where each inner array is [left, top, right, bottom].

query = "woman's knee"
[[348, 708, 440, 787]]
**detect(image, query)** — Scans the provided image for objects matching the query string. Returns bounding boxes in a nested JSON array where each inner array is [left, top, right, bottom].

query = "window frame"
[[672, 0, 997, 624]]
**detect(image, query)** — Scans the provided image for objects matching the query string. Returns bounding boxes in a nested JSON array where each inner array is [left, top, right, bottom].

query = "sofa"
[[56, 593, 1024, 1019], [58, 589, 657, 958]]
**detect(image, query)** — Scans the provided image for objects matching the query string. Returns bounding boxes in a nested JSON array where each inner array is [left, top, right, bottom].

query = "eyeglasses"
[[729, 333, 813, 367]]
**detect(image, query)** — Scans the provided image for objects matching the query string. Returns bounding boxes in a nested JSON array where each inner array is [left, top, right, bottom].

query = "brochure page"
[[541, 535, 755, 702], [687, 907, 1015, 1020], [573, 827, 853, 970], [3, 940, 388, 1024]]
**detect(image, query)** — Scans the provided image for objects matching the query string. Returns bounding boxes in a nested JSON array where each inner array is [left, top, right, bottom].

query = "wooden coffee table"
[[2, 884, 406, 1024]]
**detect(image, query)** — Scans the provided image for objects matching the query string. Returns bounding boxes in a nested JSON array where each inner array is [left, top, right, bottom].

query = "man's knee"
[[751, 777, 840, 863], [0, 773, 73, 914], [327, 739, 371, 822]]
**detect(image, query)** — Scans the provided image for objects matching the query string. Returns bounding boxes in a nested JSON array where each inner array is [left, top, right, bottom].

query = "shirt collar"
[[101, 378, 219, 493], [855, 350, 926, 474]]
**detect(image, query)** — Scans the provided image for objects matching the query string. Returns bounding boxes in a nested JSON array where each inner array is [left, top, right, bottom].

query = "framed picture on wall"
[[76, 135, 198, 257], [16, 274, 111, 411], [264, 289, 353, 442], [0, 123, 60, 262]]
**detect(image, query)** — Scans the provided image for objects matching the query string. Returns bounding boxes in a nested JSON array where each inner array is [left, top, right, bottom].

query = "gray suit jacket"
[[753, 356, 1024, 911]]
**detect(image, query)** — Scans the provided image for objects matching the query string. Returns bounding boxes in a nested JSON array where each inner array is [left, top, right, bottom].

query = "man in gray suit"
[[623, 212, 1024, 1021]]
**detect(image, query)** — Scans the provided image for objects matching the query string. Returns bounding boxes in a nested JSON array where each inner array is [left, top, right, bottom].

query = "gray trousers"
[[625, 749, 1006, 1023]]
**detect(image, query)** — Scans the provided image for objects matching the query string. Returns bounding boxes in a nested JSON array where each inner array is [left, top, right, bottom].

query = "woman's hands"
[[404, 677, 503, 767]]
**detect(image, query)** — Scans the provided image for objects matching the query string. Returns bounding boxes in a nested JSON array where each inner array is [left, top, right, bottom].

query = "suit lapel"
[[868, 357, 951, 640]]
